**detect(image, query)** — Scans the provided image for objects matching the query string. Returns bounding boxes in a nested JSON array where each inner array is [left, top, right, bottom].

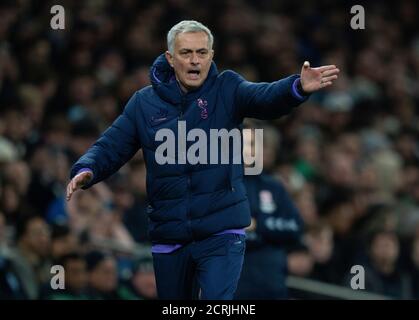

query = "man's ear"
[[211, 50, 214, 60], [165, 51, 174, 68]]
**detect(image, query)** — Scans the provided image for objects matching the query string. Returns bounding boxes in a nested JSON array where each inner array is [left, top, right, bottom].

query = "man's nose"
[[190, 53, 199, 65]]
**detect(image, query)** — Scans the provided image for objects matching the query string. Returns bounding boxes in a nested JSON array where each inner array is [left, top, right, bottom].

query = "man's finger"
[[75, 176, 83, 189], [322, 68, 340, 77], [67, 181, 72, 196], [72, 179, 80, 194], [303, 61, 310, 69], [320, 81, 333, 88], [322, 75, 338, 83], [73, 173, 82, 187], [66, 183, 73, 201], [317, 65, 336, 73]]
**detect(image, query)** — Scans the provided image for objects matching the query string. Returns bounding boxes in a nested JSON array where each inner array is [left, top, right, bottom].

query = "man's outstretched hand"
[[300, 61, 339, 93], [66, 171, 93, 201]]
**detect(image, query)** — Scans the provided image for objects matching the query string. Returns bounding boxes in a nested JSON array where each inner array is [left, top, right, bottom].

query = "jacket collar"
[[150, 53, 218, 105]]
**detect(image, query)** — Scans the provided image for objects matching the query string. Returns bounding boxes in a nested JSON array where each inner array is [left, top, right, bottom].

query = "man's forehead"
[[175, 31, 209, 50]]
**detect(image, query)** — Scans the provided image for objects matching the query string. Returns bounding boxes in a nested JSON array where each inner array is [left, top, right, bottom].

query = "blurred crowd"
[[0, 0, 419, 299]]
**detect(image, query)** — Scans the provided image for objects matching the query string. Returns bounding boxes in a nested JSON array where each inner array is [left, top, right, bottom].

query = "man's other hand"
[[300, 61, 340, 93], [66, 171, 93, 201], [245, 218, 257, 232]]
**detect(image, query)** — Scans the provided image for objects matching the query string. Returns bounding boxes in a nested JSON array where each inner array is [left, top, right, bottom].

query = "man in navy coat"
[[235, 124, 304, 299], [66, 20, 339, 299]]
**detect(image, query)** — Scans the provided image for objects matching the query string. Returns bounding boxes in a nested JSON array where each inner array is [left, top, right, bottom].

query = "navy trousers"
[[152, 233, 246, 300]]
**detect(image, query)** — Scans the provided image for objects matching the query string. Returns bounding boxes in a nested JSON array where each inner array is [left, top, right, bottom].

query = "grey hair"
[[167, 20, 214, 54]]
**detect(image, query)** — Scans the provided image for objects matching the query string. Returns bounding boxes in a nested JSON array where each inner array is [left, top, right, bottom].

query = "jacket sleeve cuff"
[[76, 168, 94, 182], [291, 77, 310, 101], [76, 167, 93, 175]]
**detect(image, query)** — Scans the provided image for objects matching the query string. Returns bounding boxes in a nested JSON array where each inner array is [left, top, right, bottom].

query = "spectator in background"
[[49, 224, 79, 260], [43, 252, 88, 300], [130, 257, 157, 300], [1, 161, 33, 225], [118, 256, 157, 300], [67, 119, 101, 162], [85, 250, 122, 300], [352, 205, 399, 241], [235, 124, 304, 299], [408, 234, 419, 299], [305, 222, 344, 284], [65, 186, 105, 236], [72, 180, 136, 253], [0, 183, 21, 225], [293, 133, 322, 183], [123, 159, 150, 243], [317, 187, 366, 275], [0, 258, 26, 299], [287, 244, 314, 279], [293, 183, 319, 227], [0, 211, 7, 251], [321, 144, 357, 190], [0, 210, 27, 299], [358, 230, 410, 299], [7, 215, 51, 299], [3, 161, 31, 199]]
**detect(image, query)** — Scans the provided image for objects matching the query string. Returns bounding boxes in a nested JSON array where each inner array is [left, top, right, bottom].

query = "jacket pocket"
[[225, 234, 246, 255]]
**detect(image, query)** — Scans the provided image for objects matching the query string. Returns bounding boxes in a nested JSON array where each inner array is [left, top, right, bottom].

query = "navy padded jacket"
[[70, 54, 309, 244]]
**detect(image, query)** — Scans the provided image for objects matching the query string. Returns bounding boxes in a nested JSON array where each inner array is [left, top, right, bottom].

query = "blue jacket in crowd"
[[235, 173, 304, 299], [70, 54, 309, 244]]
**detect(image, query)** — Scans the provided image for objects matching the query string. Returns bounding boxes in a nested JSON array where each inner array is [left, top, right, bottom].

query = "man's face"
[[133, 271, 157, 299], [165, 31, 214, 92], [306, 228, 334, 264], [89, 257, 118, 293], [51, 234, 78, 259], [23, 217, 51, 257], [370, 233, 399, 265], [65, 259, 88, 292]]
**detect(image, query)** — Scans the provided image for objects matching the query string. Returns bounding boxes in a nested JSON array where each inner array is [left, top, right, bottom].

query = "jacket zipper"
[[179, 96, 192, 238], [179, 96, 186, 119]]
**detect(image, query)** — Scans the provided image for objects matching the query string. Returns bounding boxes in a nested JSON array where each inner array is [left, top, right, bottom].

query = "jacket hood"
[[150, 53, 176, 86], [149, 53, 218, 105]]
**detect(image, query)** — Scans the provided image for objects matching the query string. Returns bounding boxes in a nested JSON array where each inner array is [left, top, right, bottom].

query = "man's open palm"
[[300, 61, 339, 93]]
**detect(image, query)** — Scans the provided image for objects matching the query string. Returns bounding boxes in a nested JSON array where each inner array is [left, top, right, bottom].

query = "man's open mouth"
[[188, 70, 200, 75], [188, 70, 201, 80]]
